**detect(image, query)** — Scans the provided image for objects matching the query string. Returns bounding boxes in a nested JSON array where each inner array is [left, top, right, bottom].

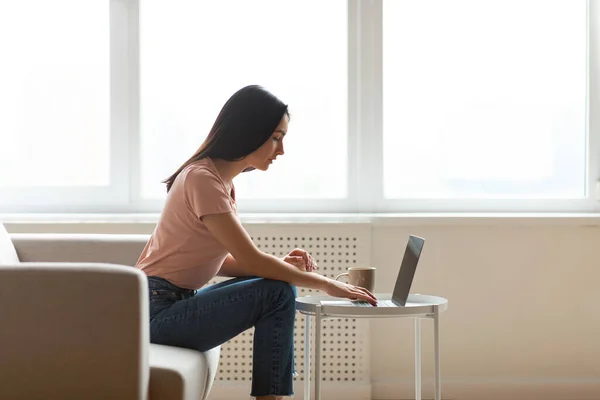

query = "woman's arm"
[[218, 250, 316, 277], [203, 212, 326, 288], [217, 254, 254, 277], [202, 212, 377, 304]]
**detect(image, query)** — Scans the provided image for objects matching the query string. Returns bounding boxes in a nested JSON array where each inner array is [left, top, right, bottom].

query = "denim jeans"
[[147, 275, 297, 397]]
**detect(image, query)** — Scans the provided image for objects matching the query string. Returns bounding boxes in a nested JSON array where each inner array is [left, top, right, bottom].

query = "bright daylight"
[[0, 1, 598, 400]]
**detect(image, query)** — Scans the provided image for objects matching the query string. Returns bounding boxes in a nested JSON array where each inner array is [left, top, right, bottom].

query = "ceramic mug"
[[334, 267, 375, 292]]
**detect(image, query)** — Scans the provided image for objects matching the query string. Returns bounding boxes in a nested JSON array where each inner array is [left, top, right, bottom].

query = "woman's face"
[[246, 115, 288, 171]]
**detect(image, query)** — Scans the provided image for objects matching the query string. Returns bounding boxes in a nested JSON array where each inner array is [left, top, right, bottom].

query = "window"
[[383, 0, 587, 202], [0, 0, 109, 187], [1, 0, 597, 214], [140, 0, 347, 201], [0, 0, 130, 213]]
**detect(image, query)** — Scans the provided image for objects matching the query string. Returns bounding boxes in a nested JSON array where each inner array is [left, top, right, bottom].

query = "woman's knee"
[[262, 279, 296, 304]]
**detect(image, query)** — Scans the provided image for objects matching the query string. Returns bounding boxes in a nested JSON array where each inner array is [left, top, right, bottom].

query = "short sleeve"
[[183, 167, 233, 219]]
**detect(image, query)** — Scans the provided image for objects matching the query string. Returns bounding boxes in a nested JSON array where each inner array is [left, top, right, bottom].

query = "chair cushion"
[[0, 223, 19, 265], [149, 344, 220, 400]]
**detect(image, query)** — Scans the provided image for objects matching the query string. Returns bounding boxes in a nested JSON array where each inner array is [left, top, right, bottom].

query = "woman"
[[136, 85, 377, 400]]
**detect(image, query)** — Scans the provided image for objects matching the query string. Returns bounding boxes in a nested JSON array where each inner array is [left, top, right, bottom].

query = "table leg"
[[304, 315, 311, 400], [315, 305, 322, 400], [434, 307, 441, 400], [414, 318, 421, 400]]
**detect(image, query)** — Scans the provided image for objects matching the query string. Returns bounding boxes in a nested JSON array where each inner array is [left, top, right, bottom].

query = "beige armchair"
[[0, 224, 220, 400]]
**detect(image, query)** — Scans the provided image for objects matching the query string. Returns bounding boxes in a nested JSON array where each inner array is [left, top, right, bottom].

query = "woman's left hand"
[[282, 248, 318, 272]]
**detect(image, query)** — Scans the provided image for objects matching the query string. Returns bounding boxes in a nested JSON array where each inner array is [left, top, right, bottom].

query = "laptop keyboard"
[[350, 300, 396, 307], [350, 301, 371, 307]]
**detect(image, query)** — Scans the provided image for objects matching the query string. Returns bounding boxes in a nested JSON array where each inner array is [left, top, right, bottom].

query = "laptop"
[[325, 234, 425, 307]]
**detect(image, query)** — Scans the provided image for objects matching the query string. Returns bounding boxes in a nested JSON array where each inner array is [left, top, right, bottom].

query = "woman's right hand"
[[322, 278, 378, 306]]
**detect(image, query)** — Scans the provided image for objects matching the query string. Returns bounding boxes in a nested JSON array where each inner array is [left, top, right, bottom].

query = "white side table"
[[296, 294, 448, 400]]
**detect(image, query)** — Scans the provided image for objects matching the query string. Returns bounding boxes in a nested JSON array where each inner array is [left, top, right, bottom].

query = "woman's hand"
[[323, 278, 378, 306], [282, 248, 317, 272], [281, 249, 375, 304]]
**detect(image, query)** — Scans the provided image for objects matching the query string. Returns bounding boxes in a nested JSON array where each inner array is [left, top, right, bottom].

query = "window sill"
[[2, 212, 600, 226]]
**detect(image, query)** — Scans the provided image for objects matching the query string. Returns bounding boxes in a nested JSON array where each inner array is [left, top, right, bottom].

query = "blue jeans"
[[147, 275, 297, 397]]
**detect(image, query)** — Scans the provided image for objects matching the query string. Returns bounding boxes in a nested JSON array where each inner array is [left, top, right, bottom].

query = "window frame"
[[0, 0, 132, 213], [373, 0, 599, 213], [1, 0, 598, 214]]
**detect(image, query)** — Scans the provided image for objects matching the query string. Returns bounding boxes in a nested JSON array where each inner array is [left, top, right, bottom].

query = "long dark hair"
[[164, 85, 289, 192]]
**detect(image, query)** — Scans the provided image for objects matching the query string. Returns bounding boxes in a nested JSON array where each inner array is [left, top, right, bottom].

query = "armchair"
[[0, 224, 220, 400]]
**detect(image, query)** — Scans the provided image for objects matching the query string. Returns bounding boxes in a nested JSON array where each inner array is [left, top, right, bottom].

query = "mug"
[[335, 267, 375, 292]]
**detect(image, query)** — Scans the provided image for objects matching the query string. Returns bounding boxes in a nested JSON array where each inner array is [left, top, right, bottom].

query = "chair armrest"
[[0, 262, 149, 400]]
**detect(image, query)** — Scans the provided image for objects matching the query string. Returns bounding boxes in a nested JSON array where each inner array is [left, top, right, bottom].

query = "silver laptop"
[[349, 234, 425, 307]]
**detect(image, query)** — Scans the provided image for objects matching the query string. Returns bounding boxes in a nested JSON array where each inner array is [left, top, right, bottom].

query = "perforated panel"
[[208, 225, 372, 385]]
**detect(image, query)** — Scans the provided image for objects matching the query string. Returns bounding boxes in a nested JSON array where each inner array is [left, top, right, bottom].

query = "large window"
[[0, 1, 109, 188], [140, 0, 347, 201], [0, 0, 597, 214], [383, 0, 587, 201]]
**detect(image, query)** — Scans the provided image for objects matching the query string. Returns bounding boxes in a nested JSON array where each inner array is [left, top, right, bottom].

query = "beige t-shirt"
[[136, 157, 237, 289]]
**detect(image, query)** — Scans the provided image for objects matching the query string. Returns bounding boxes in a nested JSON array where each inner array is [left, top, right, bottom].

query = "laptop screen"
[[391, 235, 425, 306]]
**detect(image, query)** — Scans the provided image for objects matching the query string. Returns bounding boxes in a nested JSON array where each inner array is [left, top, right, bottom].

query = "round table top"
[[296, 293, 448, 318]]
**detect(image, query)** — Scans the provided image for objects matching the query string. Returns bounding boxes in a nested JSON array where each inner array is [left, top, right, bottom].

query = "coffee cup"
[[335, 267, 375, 292]]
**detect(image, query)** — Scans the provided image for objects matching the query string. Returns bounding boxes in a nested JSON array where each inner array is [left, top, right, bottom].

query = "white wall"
[[370, 223, 600, 399], [5, 218, 600, 400]]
